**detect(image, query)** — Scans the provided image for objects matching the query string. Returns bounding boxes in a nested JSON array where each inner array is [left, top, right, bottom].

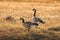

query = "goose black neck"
[[34, 9, 36, 17], [21, 19, 24, 23]]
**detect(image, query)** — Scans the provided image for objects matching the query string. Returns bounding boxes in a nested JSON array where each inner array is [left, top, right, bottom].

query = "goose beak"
[[19, 18, 23, 20], [19, 18, 22, 20], [33, 8, 36, 10]]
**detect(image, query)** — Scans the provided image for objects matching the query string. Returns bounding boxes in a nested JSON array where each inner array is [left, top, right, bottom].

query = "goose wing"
[[33, 17, 45, 23], [23, 22, 31, 27], [31, 22, 38, 26]]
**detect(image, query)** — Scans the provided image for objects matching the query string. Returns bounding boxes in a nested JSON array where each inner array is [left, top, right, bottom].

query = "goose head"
[[20, 18, 24, 23], [33, 8, 36, 16], [33, 8, 36, 11]]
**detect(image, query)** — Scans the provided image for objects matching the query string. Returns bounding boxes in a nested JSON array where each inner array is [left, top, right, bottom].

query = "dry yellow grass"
[[0, 1, 60, 40], [0, 0, 60, 3]]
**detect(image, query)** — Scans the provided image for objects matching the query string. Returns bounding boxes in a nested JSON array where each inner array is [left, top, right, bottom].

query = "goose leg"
[[27, 27, 31, 31]]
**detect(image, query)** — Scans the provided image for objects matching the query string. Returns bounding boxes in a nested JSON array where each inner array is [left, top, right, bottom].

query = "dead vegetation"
[[48, 26, 60, 31], [0, 1, 60, 40]]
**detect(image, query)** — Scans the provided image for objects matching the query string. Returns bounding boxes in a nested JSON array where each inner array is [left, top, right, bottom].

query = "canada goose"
[[20, 18, 38, 31], [32, 8, 45, 24]]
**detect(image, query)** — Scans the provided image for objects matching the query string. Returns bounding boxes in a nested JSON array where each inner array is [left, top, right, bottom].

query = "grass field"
[[0, 1, 60, 40]]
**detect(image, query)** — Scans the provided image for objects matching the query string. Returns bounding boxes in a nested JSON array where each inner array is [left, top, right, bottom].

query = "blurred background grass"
[[0, 0, 60, 3], [0, 0, 60, 40]]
